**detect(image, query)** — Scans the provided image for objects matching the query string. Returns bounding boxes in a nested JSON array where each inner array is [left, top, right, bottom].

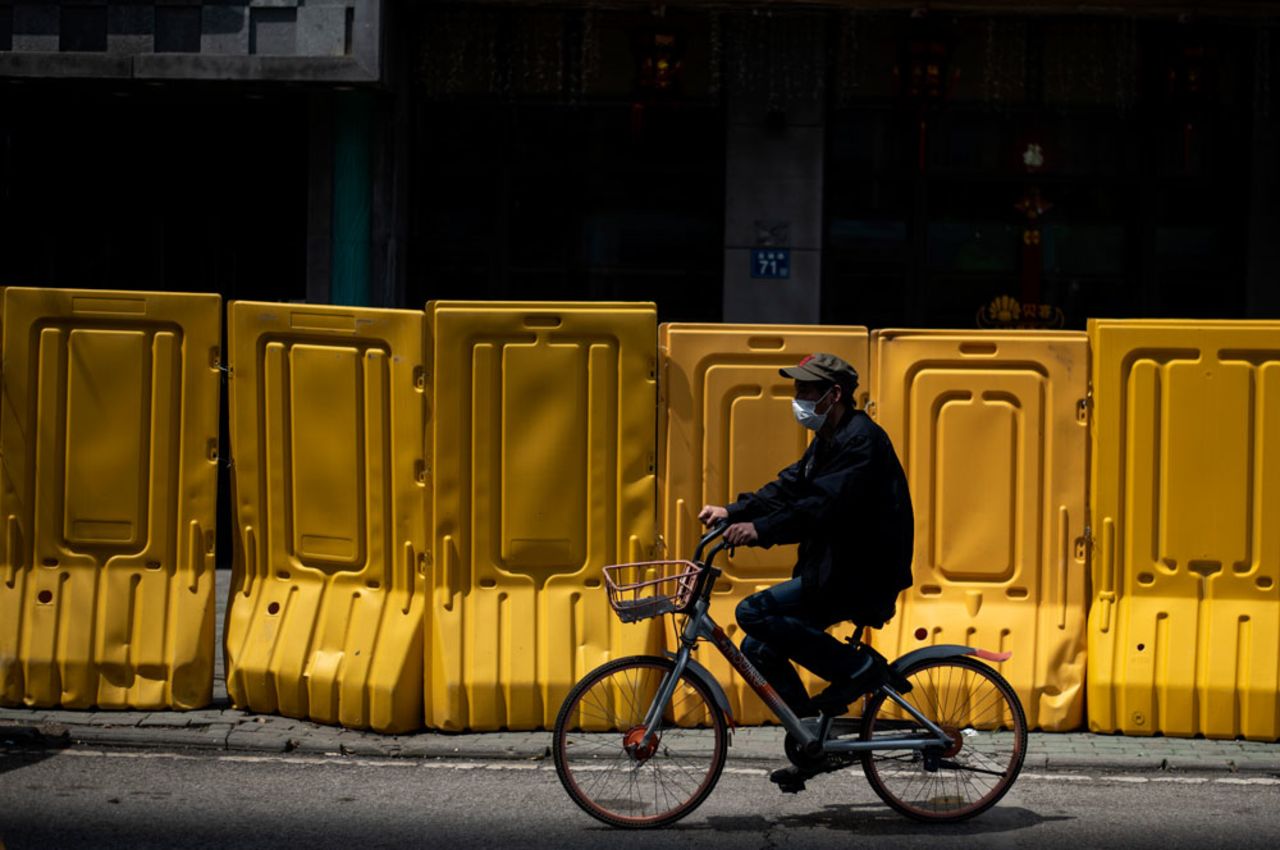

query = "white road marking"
[[1213, 777, 1280, 786], [55, 749, 201, 762], [25, 749, 1280, 786]]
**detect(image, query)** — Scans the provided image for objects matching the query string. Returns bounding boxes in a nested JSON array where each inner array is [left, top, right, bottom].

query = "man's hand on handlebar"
[[724, 522, 758, 546], [697, 506, 756, 546], [698, 505, 728, 527]]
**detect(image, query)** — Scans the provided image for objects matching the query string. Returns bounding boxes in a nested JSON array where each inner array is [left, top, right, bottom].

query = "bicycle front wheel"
[[553, 655, 728, 829], [860, 656, 1027, 822]]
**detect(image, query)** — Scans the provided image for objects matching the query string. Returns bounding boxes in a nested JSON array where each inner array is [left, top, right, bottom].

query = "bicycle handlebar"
[[692, 521, 728, 564], [687, 519, 755, 609]]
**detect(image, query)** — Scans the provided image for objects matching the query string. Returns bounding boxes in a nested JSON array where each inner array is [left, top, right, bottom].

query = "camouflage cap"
[[779, 352, 859, 389]]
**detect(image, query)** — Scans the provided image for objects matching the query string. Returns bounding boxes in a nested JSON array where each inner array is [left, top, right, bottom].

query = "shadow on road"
[[0, 725, 71, 775], [698, 804, 1071, 836]]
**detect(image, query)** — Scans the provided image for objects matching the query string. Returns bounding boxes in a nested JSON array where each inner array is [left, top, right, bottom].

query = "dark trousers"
[[735, 578, 867, 715]]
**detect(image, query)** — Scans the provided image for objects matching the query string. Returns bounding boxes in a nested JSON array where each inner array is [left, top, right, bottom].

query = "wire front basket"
[[603, 560, 704, 623]]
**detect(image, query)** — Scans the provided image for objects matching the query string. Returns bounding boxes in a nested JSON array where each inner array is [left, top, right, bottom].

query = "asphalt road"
[[2, 748, 1278, 850]]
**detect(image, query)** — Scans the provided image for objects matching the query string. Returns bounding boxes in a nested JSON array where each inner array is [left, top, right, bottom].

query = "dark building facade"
[[3, 1, 1280, 328]]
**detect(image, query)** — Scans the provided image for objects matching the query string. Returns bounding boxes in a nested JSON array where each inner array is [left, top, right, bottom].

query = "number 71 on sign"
[[750, 248, 791, 279]]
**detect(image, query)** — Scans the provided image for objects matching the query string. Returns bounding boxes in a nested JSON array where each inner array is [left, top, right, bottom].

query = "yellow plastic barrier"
[[0, 287, 221, 709], [427, 301, 659, 731], [1088, 320, 1280, 740], [224, 302, 427, 733], [870, 329, 1089, 731], [658, 323, 869, 724]]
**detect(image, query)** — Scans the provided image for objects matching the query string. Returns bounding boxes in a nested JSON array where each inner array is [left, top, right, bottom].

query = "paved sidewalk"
[[2, 568, 1277, 773]]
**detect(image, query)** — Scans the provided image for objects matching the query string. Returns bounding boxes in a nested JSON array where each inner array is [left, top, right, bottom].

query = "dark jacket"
[[724, 408, 914, 624]]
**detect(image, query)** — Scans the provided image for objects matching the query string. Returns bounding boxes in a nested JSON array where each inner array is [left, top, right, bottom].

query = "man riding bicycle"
[[698, 353, 914, 725]]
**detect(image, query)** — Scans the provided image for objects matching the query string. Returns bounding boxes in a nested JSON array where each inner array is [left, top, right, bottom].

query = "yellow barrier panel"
[[1088, 319, 1280, 740], [224, 302, 428, 733], [870, 329, 1089, 731], [0, 287, 220, 709], [658, 323, 870, 724], [427, 301, 659, 731]]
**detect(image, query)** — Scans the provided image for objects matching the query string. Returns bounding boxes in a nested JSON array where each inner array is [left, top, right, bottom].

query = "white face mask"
[[792, 386, 835, 431]]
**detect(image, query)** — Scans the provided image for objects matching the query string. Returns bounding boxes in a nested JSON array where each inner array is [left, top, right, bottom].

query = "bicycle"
[[552, 523, 1028, 829]]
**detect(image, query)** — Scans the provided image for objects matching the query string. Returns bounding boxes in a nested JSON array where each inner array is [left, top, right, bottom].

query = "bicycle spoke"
[[554, 657, 726, 828], [860, 657, 1026, 823]]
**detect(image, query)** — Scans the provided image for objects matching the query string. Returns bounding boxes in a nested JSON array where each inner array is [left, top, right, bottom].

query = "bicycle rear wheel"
[[553, 655, 728, 829], [860, 656, 1027, 822]]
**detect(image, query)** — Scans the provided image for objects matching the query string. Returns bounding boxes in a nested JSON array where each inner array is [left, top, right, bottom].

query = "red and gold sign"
[[977, 295, 1065, 330]]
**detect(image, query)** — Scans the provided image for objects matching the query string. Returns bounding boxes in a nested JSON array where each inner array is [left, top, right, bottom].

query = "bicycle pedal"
[[776, 780, 806, 794]]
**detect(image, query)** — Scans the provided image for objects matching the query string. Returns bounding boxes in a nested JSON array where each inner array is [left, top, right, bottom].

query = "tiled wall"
[[0, 1, 380, 81]]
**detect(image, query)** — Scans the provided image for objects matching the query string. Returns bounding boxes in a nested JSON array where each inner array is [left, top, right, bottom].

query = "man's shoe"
[[769, 755, 855, 794], [769, 765, 808, 794]]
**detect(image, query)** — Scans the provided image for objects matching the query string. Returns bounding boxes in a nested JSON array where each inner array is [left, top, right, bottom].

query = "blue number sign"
[[750, 248, 791, 279]]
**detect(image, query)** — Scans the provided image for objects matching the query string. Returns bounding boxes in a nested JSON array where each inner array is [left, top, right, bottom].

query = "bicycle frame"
[[638, 529, 954, 757]]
